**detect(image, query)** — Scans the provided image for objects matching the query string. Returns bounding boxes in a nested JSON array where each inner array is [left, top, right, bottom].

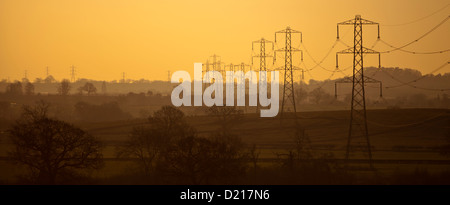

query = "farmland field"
[[1, 108, 449, 184]]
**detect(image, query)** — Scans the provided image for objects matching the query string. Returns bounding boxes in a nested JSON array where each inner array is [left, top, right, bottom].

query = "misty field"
[[0, 108, 449, 184]]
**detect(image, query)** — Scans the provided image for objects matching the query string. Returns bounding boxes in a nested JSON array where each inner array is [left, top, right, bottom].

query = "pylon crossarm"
[[270, 66, 284, 71], [362, 47, 380, 54], [337, 47, 354, 54], [360, 18, 379, 25], [275, 29, 301, 34], [275, 47, 302, 52], [337, 19, 356, 25], [338, 17, 379, 25]]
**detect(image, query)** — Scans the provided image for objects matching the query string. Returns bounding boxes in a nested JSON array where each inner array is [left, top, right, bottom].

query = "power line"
[[382, 4, 450, 26], [382, 61, 450, 91], [378, 15, 450, 53], [301, 40, 339, 72], [379, 39, 450, 54], [367, 112, 448, 128], [299, 26, 353, 73], [385, 60, 449, 88]]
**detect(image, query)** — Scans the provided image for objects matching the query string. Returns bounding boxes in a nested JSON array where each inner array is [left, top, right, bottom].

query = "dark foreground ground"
[[1, 108, 449, 184]]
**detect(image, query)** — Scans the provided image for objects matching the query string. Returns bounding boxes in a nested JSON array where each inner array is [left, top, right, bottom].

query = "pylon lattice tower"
[[274, 27, 303, 119], [252, 38, 274, 113], [167, 70, 171, 82], [202, 54, 222, 97], [203, 59, 211, 90], [234, 62, 251, 111], [210, 54, 222, 80], [336, 15, 381, 167], [70, 65, 76, 82]]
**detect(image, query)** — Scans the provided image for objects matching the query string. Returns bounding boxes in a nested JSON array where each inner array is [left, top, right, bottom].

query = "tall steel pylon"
[[225, 63, 235, 105], [203, 59, 211, 92], [70, 65, 76, 82], [336, 15, 381, 167], [274, 27, 303, 119], [234, 62, 251, 111], [234, 62, 251, 86], [210, 54, 223, 79], [167, 70, 171, 83], [202, 54, 222, 97], [252, 38, 274, 114]]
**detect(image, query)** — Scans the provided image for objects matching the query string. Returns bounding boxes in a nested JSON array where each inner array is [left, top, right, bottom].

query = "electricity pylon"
[[234, 62, 251, 112], [202, 54, 222, 98], [203, 59, 211, 92], [252, 38, 274, 114], [274, 26, 303, 119], [210, 54, 223, 79], [167, 70, 171, 83], [70, 65, 76, 82], [336, 15, 381, 167]]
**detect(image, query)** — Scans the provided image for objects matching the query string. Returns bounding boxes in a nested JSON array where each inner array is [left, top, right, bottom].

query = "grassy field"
[[1, 108, 449, 184]]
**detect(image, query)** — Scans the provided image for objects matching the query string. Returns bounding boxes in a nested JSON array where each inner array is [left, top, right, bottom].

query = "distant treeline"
[[0, 66, 449, 121], [0, 78, 174, 95]]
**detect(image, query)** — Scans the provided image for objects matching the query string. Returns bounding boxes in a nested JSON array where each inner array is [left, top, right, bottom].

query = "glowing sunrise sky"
[[0, 0, 449, 82]]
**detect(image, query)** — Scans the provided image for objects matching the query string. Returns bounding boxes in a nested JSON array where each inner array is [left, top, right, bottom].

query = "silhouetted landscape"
[[0, 66, 449, 185]]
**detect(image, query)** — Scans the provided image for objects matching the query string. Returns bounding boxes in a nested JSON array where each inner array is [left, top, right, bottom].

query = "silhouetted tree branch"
[[8, 102, 103, 184]]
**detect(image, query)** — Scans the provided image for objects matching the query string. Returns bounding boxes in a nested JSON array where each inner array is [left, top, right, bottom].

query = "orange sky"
[[0, 0, 449, 82]]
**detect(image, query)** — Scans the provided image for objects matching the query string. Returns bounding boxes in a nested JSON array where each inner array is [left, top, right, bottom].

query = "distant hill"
[[304, 66, 450, 99]]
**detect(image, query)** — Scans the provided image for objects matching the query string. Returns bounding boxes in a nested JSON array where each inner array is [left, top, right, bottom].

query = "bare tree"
[[159, 135, 248, 184], [117, 126, 165, 174], [118, 106, 194, 176], [8, 102, 103, 184], [205, 106, 243, 136], [57, 79, 71, 96], [148, 105, 195, 140], [6, 82, 23, 95], [21, 100, 51, 121], [295, 87, 308, 104], [79, 82, 97, 96], [44, 75, 56, 83], [310, 87, 326, 104], [24, 82, 34, 95]]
